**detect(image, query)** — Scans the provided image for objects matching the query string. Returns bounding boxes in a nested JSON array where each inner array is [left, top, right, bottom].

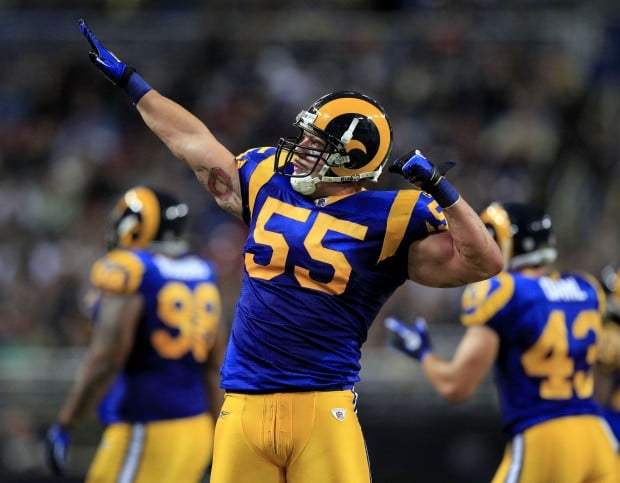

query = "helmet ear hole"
[[346, 149, 367, 170]]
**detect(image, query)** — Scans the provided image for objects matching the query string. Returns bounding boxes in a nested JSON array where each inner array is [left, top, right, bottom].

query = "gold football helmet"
[[275, 91, 393, 194]]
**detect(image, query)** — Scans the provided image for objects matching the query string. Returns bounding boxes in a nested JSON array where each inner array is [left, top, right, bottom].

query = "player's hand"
[[384, 316, 433, 361], [79, 19, 134, 87], [44, 424, 70, 476], [389, 149, 455, 191], [389, 150, 459, 208]]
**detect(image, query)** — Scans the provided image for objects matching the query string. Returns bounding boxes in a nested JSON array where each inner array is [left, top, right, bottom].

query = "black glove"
[[44, 424, 71, 476]]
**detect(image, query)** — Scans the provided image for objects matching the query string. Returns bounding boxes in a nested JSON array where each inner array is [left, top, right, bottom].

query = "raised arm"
[[390, 150, 503, 287], [136, 92, 242, 218], [78, 19, 243, 219]]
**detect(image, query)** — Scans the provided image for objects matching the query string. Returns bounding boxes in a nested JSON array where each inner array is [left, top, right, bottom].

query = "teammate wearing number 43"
[[386, 201, 619, 483], [44, 186, 226, 482], [77, 19, 503, 482]]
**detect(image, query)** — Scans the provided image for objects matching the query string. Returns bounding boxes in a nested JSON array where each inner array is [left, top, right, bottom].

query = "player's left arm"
[[391, 151, 503, 287], [408, 200, 503, 287], [56, 293, 143, 429]]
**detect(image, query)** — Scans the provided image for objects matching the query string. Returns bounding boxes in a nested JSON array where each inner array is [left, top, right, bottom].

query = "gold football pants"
[[211, 390, 371, 483], [86, 413, 213, 483], [493, 415, 618, 483]]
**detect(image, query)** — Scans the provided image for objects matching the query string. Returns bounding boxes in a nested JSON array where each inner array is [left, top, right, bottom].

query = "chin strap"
[[290, 164, 331, 195], [322, 165, 383, 183], [290, 164, 383, 195], [290, 176, 318, 195]]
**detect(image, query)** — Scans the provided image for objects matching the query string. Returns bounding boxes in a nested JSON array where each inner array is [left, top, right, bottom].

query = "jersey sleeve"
[[236, 147, 277, 225], [89, 249, 146, 295], [460, 272, 515, 328], [375, 189, 447, 264], [411, 191, 449, 235]]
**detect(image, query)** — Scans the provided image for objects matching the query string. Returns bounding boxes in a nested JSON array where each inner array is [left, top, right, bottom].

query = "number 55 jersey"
[[221, 147, 449, 392]]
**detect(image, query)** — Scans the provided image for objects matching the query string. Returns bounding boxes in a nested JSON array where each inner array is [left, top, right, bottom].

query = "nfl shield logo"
[[331, 408, 346, 421]]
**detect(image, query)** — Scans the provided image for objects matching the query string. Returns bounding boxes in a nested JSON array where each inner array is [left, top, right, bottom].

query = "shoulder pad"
[[90, 249, 146, 294], [558, 271, 606, 313], [461, 272, 515, 326], [236, 146, 276, 167]]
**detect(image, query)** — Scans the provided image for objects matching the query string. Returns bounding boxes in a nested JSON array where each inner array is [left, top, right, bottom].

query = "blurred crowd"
[[1, 1, 619, 348]]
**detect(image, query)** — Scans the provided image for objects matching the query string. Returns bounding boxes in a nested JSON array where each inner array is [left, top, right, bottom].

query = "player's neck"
[[519, 266, 549, 277], [310, 180, 364, 199]]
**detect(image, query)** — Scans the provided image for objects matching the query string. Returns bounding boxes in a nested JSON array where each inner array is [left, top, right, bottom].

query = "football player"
[[595, 264, 620, 475], [386, 201, 619, 482], [44, 186, 226, 482], [77, 20, 503, 483]]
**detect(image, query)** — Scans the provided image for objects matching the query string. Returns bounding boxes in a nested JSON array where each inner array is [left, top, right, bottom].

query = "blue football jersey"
[[87, 249, 222, 423], [461, 271, 605, 435], [221, 147, 449, 391]]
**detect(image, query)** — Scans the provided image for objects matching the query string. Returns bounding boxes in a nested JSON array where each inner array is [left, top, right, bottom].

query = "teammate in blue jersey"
[[77, 19, 503, 483], [386, 201, 619, 482], [595, 264, 620, 475], [44, 186, 226, 482]]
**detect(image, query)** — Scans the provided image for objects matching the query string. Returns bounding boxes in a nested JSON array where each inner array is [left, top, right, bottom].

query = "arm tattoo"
[[200, 167, 243, 219], [207, 167, 234, 199]]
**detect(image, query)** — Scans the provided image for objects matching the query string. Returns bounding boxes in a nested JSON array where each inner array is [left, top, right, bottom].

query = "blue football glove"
[[79, 19, 152, 104], [44, 424, 71, 476], [79, 19, 131, 86], [384, 316, 433, 361], [389, 150, 459, 208]]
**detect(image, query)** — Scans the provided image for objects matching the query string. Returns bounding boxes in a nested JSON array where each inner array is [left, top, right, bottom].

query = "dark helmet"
[[480, 201, 557, 270], [108, 186, 189, 254], [274, 91, 393, 192]]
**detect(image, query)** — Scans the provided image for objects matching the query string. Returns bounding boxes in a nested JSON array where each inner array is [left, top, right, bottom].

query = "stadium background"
[[1, 1, 619, 481]]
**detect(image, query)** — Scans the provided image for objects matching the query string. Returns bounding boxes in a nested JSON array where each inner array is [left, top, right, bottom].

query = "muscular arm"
[[421, 325, 499, 404], [408, 198, 503, 287], [136, 91, 243, 219], [57, 293, 143, 429]]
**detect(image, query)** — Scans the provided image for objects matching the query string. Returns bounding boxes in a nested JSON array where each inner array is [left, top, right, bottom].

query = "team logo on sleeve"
[[331, 408, 346, 421]]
